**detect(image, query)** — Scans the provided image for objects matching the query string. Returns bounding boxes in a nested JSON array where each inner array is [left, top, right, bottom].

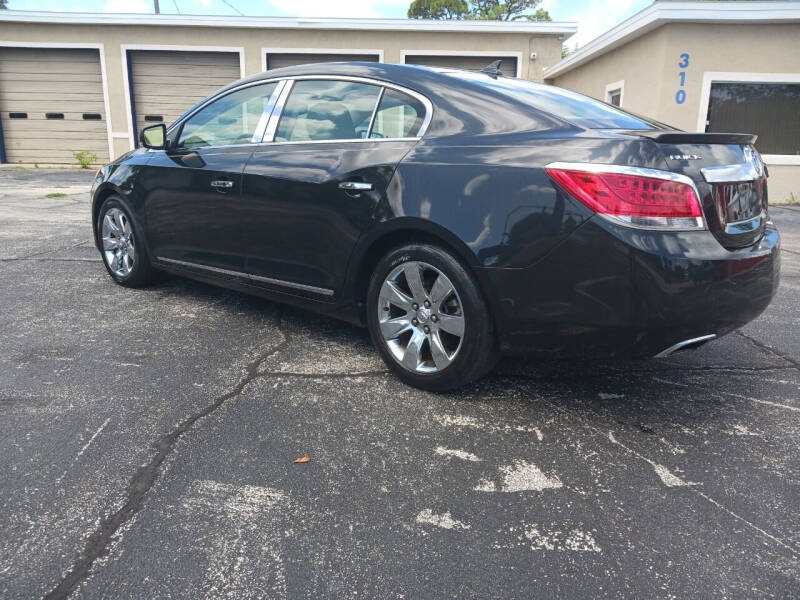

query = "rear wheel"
[[96, 197, 156, 287], [367, 243, 496, 391]]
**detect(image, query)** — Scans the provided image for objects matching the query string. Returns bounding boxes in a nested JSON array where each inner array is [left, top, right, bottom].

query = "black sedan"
[[91, 62, 780, 390]]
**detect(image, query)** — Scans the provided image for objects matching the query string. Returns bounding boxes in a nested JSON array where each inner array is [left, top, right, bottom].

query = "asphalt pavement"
[[1, 168, 799, 599]]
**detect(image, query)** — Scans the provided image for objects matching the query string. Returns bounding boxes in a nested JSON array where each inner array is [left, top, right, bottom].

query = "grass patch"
[[45, 192, 68, 199], [777, 192, 800, 206]]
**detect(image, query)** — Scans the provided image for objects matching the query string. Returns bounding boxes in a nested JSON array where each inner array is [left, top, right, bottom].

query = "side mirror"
[[140, 123, 167, 150]]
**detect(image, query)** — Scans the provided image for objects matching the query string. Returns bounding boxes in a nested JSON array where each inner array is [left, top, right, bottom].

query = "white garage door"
[[128, 50, 241, 139], [404, 55, 518, 77], [0, 47, 108, 164], [266, 53, 380, 70]]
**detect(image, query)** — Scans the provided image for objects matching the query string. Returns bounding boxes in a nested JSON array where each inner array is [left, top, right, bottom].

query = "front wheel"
[[96, 197, 157, 288], [367, 243, 496, 391]]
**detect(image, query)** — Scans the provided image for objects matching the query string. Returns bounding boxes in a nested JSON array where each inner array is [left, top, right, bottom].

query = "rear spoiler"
[[627, 131, 758, 145]]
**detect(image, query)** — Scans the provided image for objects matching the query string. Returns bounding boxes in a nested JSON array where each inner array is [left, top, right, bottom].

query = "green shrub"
[[73, 150, 97, 169], [45, 192, 67, 198]]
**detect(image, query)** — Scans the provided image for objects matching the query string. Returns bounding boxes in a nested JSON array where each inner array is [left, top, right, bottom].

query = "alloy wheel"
[[377, 261, 465, 373], [101, 207, 136, 278]]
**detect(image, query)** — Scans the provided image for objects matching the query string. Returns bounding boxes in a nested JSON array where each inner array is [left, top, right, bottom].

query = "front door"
[[144, 81, 279, 272], [240, 79, 427, 295]]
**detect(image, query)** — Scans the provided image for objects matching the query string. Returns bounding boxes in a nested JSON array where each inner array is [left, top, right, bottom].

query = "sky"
[[5, 0, 653, 49]]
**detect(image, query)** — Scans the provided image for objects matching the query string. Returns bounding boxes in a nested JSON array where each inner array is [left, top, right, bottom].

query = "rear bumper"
[[481, 218, 780, 358]]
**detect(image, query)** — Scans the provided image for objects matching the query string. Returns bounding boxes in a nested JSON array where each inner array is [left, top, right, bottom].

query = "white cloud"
[[104, 0, 152, 13], [565, 0, 643, 50]]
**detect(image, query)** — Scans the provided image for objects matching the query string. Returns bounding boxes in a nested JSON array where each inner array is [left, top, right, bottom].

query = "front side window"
[[707, 81, 800, 156], [370, 89, 425, 139], [274, 80, 381, 142], [177, 83, 278, 149]]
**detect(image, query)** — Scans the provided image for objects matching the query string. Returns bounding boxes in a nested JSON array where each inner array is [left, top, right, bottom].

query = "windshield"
[[451, 72, 661, 131]]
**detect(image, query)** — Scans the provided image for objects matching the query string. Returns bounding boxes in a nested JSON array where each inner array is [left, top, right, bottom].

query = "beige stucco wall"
[[549, 22, 800, 202], [0, 21, 562, 159], [546, 26, 670, 120]]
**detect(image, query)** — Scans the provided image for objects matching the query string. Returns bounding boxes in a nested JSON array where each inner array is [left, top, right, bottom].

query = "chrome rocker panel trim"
[[156, 256, 334, 296]]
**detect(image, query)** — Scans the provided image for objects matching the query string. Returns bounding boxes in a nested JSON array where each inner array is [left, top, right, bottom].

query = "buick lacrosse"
[[91, 62, 780, 390]]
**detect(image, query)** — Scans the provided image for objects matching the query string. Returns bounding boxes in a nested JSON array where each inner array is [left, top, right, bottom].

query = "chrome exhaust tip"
[[654, 334, 717, 358]]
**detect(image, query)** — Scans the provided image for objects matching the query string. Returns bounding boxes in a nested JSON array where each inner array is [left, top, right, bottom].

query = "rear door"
[[144, 82, 279, 272], [240, 79, 427, 296]]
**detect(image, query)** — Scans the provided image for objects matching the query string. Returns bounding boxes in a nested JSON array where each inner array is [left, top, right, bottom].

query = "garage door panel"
[[0, 71, 102, 84], [129, 50, 240, 137], [0, 101, 107, 114], [0, 47, 108, 164], [133, 83, 232, 97], [3, 120, 107, 135], [0, 80, 103, 93], [266, 53, 379, 70], [0, 81, 104, 102], [405, 55, 517, 77], [131, 53, 239, 67], [131, 75, 232, 88], [130, 64, 237, 78], [2, 121, 106, 135]]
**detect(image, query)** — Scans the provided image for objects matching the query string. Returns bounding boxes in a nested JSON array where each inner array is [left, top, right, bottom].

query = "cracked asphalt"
[[1, 168, 799, 599]]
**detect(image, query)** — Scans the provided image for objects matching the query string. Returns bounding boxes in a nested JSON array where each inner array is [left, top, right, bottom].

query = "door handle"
[[339, 181, 373, 192], [210, 180, 234, 189]]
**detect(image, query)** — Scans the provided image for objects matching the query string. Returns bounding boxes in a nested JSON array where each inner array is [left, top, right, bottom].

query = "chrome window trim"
[[166, 74, 433, 151], [157, 256, 334, 296], [251, 79, 287, 143], [262, 79, 294, 143], [366, 86, 384, 139], [256, 137, 422, 147], [701, 162, 762, 183], [545, 161, 707, 231]]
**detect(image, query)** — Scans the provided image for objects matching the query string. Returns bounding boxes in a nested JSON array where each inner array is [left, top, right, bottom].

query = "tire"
[[96, 196, 157, 288], [366, 243, 496, 391]]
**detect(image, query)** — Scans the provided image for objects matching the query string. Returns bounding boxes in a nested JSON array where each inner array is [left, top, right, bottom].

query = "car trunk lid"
[[633, 131, 768, 249]]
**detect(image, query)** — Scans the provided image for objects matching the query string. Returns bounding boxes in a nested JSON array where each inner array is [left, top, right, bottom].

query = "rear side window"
[[453, 72, 660, 130], [370, 89, 425, 139], [178, 82, 277, 149], [275, 80, 381, 142]]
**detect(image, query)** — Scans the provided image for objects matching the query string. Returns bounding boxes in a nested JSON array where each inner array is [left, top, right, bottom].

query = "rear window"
[[452, 72, 659, 130]]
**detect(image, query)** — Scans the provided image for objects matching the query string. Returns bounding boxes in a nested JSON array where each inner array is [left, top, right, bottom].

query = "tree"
[[408, 0, 469, 19], [0, 0, 8, 9], [469, 0, 551, 21]]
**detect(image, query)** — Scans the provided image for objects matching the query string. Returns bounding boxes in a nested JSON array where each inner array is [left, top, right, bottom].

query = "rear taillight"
[[545, 162, 705, 230]]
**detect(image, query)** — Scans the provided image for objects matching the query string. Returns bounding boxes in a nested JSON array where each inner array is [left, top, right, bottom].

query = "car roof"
[[219, 61, 569, 139]]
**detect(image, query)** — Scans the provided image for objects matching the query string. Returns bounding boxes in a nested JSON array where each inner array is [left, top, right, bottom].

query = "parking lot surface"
[[1, 168, 799, 599]]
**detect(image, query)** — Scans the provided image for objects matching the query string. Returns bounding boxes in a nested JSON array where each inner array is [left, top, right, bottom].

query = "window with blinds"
[[706, 82, 800, 156]]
